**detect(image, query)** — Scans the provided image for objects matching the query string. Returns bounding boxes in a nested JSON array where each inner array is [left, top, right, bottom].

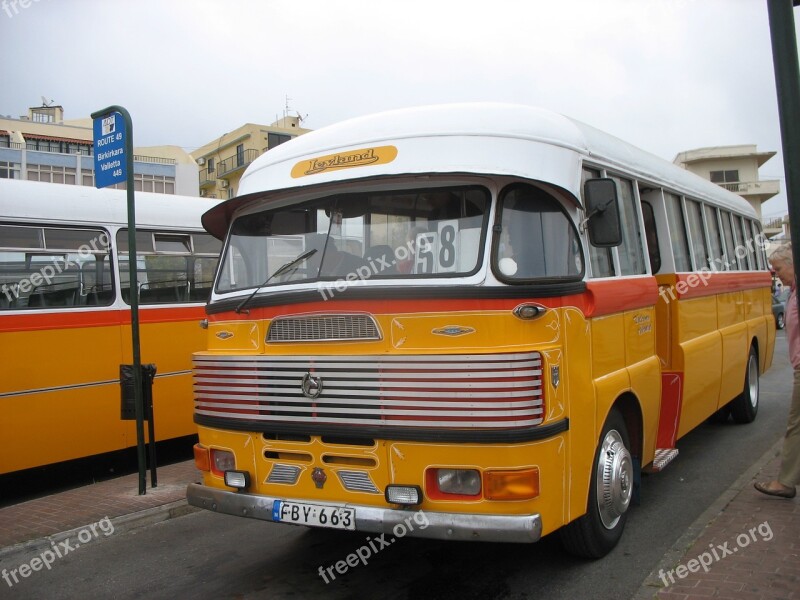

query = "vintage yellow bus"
[[187, 104, 774, 557], [0, 179, 221, 475]]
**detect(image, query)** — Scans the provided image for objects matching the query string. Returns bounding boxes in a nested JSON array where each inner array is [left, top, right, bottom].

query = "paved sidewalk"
[[636, 439, 799, 600], [0, 441, 797, 598], [0, 460, 201, 559]]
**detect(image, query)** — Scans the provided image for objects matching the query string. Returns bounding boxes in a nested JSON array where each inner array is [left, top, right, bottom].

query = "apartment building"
[[0, 103, 199, 196], [191, 115, 311, 200], [674, 144, 780, 221]]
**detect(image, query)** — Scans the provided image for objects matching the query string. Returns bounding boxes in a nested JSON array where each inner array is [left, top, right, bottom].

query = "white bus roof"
[[206, 103, 756, 237], [0, 179, 218, 230]]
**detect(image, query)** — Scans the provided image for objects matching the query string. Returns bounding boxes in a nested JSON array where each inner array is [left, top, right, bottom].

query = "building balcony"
[[217, 148, 260, 178], [199, 172, 217, 188], [718, 179, 780, 201], [132, 154, 176, 165]]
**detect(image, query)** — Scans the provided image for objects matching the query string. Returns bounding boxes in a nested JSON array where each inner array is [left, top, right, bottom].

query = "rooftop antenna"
[[41, 96, 55, 107], [284, 95, 307, 124]]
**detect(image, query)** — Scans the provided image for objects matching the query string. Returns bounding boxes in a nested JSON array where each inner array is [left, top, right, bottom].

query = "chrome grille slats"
[[267, 314, 381, 342], [193, 352, 544, 429], [336, 470, 380, 494], [266, 464, 301, 484]]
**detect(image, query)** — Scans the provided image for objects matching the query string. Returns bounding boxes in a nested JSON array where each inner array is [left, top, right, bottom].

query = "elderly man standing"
[[755, 244, 799, 498]]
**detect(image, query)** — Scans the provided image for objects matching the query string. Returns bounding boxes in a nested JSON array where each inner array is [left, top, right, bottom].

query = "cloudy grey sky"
[[1, 0, 796, 217]]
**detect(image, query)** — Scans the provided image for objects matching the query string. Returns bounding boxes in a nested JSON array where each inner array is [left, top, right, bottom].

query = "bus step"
[[647, 448, 679, 473]]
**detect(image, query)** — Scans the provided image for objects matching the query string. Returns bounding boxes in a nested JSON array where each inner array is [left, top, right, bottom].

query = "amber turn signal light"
[[484, 468, 539, 500], [193, 443, 210, 472]]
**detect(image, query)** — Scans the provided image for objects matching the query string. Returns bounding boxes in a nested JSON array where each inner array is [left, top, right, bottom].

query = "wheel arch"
[[608, 392, 643, 461]]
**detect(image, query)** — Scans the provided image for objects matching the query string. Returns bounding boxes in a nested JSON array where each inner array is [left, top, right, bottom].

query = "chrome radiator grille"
[[193, 352, 544, 429], [267, 314, 381, 342]]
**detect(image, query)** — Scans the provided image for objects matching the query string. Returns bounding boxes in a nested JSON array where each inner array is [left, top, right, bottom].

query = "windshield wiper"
[[234, 248, 318, 314]]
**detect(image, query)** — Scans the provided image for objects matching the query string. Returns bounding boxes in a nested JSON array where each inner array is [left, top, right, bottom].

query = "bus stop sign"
[[93, 112, 127, 188]]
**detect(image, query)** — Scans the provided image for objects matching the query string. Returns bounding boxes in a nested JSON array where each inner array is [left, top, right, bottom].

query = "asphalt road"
[[3, 333, 792, 600]]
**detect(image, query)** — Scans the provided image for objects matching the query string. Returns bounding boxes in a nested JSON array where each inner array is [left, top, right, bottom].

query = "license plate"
[[272, 500, 356, 530]]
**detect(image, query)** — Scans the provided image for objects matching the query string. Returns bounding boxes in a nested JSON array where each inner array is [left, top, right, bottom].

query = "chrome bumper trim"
[[186, 483, 542, 543]]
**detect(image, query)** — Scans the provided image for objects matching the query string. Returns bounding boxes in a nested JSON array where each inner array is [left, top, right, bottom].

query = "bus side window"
[[609, 175, 646, 275], [581, 167, 613, 277], [720, 211, 739, 270], [738, 216, 755, 270], [685, 199, 709, 271], [751, 221, 767, 270], [117, 229, 221, 304], [704, 204, 724, 271], [0, 225, 112, 310], [641, 201, 661, 274], [664, 193, 691, 272]]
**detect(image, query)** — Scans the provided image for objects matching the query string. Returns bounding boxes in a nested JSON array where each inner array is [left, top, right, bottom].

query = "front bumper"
[[187, 483, 542, 543]]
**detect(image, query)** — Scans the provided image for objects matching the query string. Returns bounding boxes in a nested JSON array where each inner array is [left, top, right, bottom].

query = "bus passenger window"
[[720, 211, 739, 270], [609, 176, 646, 275], [664, 193, 691, 272], [738, 216, 755, 270], [581, 168, 613, 277], [704, 205, 724, 270], [685, 199, 708, 270], [641, 201, 661, 274], [117, 229, 220, 304], [0, 225, 112, 309]]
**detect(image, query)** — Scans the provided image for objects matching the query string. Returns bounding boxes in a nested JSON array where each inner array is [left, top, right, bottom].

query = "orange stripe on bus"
[[584, 277, 659, 317], [0, 306, 207, 333]]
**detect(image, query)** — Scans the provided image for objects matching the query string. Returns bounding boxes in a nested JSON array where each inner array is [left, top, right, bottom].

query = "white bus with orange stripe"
[[0, 179, 220, 474], [186, 104, 774, 557]]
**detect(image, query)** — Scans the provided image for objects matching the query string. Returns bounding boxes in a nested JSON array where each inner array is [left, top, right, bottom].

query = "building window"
[[109, 174, 176, 194], [207, 157, 215, 173], [27, 164, 77, 184], [0, 161, 21, 179], [267, 132, 292, 149], [23, 138, 92, 155], [236, 144, 244, 167], [710, 170, 739, 184]]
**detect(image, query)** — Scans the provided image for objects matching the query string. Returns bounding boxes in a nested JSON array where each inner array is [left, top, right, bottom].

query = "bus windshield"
[[216, 185, 489, 292]]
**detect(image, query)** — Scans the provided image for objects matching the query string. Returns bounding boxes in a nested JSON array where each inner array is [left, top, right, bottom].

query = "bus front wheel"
[[560, 408, 633, 558], [730, 346, 759, 424]]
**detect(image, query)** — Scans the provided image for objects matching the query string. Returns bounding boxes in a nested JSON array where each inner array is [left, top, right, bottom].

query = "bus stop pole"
[[91, 105, 147, 495], [767, 1, 800, 297]]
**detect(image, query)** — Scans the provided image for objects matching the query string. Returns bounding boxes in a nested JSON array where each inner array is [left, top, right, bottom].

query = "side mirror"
[[584, 178, 622, 247]]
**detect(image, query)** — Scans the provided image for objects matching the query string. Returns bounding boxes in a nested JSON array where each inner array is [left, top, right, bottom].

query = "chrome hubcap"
[[748, 354, 759, 410], [596, 429, 633, 529]]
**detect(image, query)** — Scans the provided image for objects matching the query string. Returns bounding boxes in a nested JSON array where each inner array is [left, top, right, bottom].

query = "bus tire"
[[710, 404, 731, 424], [560, 408, 633, 558], [730, 346, 759, 424]]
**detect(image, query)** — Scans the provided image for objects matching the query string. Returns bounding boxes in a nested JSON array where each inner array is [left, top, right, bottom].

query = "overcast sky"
[[1, 0, 797, 218]]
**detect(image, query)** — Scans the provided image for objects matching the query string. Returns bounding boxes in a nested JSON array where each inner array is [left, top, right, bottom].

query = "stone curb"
[[631, 437, 784, 600], [0, 499, 198, 565]]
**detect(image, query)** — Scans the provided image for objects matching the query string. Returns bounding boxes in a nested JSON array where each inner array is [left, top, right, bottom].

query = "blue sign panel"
[[93, 112, 127, 188]]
